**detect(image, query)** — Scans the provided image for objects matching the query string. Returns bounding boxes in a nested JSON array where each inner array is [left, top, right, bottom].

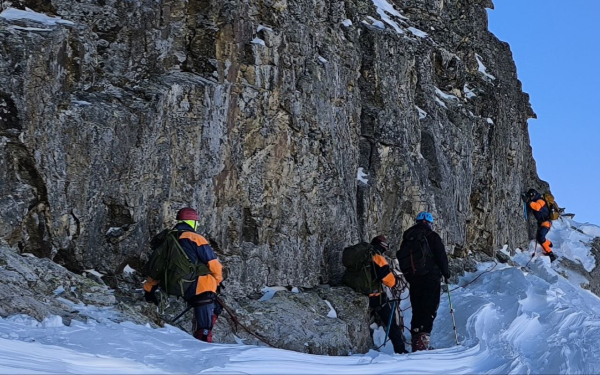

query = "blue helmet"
[[416, 211, 434, 223]]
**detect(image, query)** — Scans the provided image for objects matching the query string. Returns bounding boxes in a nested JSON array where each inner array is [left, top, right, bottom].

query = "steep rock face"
[[0, 0, 545, 296]]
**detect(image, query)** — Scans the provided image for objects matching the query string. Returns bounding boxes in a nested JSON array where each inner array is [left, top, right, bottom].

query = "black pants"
[[369, 295, 407, 354], [406, 273, 441, 335]]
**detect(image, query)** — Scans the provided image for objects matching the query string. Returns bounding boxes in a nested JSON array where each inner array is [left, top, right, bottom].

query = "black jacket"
[[398, 222, 450, 279]]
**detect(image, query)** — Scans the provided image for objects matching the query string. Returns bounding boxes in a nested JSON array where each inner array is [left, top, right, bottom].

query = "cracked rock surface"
[[0, 0, 550, 353], [0, 0, 546, 294]]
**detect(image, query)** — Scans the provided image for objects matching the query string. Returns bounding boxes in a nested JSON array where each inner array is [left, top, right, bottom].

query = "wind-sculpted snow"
[[547, 218, 599, 271], [1, 220, 600, 374]]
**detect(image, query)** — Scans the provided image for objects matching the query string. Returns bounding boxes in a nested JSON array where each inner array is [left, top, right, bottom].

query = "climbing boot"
[[411, 332, 431, 352], [548, 252, 557, 263]]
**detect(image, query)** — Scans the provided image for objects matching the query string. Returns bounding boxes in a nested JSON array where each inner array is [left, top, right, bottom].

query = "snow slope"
[[1, 218, 600, 374]]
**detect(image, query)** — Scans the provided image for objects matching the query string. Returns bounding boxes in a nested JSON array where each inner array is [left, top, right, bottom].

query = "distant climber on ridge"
[[143, 207, 224, 342], [342, 235, 408, 354], [397, 212, 450, 352], [522, 189, 558, 262]]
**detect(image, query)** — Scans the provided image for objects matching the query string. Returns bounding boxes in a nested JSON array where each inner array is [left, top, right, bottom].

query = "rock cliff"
[[0, 0, 545, 293], [0, 0, 548, 354]]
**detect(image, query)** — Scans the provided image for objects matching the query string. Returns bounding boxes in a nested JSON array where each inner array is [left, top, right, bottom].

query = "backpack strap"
[[169, 230, 192, 263], [366, 245, 384, 297], [166, 230, 212, 296], [539, 199, 551, 222]]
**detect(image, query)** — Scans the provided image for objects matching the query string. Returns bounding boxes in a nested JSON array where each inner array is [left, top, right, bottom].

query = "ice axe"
[[445, 281, 459, 345]]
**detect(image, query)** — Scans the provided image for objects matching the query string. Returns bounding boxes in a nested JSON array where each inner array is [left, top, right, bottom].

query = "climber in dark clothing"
[[369, 235, 408, 354], [397, 212, 450, 352], [522, 188, 557, 262]]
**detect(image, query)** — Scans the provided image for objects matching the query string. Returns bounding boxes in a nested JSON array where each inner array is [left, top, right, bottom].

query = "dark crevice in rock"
[[0, 93, 21, 134], [18, 203, 53, 258], [11, 144, 49, 210], [70, 211, 81, 241], [103, 201, 134, 232], [9, 0, 57, 14], [420, 130, 442, 189], [53, 249, 85, 274], [3, 111, 52, 258], [242, 207, 259, 245]]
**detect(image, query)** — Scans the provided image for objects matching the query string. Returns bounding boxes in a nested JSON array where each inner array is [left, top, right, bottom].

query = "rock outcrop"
[[0, 242, 144, 324], [213, 286, 372, 355], [0, 242, 374, 355]]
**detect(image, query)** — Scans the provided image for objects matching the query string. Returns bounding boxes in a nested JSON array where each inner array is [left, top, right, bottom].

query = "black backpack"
[[397, 228, 432, 276], [144, 229, 211, 297]]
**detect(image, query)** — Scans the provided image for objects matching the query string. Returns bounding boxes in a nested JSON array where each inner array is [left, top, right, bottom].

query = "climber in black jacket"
[[397, 211, 450, 352]]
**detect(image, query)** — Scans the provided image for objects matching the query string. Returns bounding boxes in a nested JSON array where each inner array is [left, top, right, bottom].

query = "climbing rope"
[[399, 260, 499, 312], [449, 260, 498, 292], [216, 297, 277, 348]]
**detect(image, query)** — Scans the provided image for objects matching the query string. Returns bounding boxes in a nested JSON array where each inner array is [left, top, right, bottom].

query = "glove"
[[218, 281, 226, 293], [144, 290, 159, 306], [443, 274, 450, 284], [521, 193, 528, 203]]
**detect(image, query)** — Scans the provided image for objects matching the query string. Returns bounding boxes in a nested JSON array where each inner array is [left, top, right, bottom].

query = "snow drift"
[[1, 218, 600, 374]]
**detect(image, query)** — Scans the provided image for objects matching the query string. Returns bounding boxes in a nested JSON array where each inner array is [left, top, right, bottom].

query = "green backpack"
[[341, 242, 380, 295], [144, 229, 211, 297]]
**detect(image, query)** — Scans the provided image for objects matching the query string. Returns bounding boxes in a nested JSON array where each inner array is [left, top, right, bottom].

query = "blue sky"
[[487, 2, 599, 224]]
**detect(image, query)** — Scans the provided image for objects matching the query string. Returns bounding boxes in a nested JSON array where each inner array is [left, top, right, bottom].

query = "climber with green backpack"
[[143, 207, 224, 342], [342, 235, 408, 354]]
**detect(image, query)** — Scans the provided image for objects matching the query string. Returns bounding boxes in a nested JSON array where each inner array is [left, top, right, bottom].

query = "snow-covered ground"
[[1, 217, 600, 374]]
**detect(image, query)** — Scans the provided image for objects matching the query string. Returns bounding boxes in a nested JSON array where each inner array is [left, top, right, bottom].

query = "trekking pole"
[[524, 251, 536, 269], [524, 242, 540, 269], [170, 305, 193, 324], [446, 284, 459, 345]]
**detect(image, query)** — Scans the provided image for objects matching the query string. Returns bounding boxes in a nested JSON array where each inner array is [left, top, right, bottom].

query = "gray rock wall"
[[1, 0, 546, 296]]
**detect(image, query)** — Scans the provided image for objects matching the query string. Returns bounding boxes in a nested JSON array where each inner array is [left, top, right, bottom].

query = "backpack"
[[144, 229, 211, 297], [542, 193, 561, 220], [397, 228, 432, 276], [341, 242, 380, 295]]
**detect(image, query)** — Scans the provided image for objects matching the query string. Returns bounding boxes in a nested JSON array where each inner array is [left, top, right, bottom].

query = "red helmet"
[[176, 207, 199, 221], [371, 235, 389, 251]]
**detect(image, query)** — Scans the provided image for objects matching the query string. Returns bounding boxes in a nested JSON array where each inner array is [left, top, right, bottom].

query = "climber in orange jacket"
[[143, 207, 224, 342], [369, 235, 408, 354], [523, 189, 557, 262]]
